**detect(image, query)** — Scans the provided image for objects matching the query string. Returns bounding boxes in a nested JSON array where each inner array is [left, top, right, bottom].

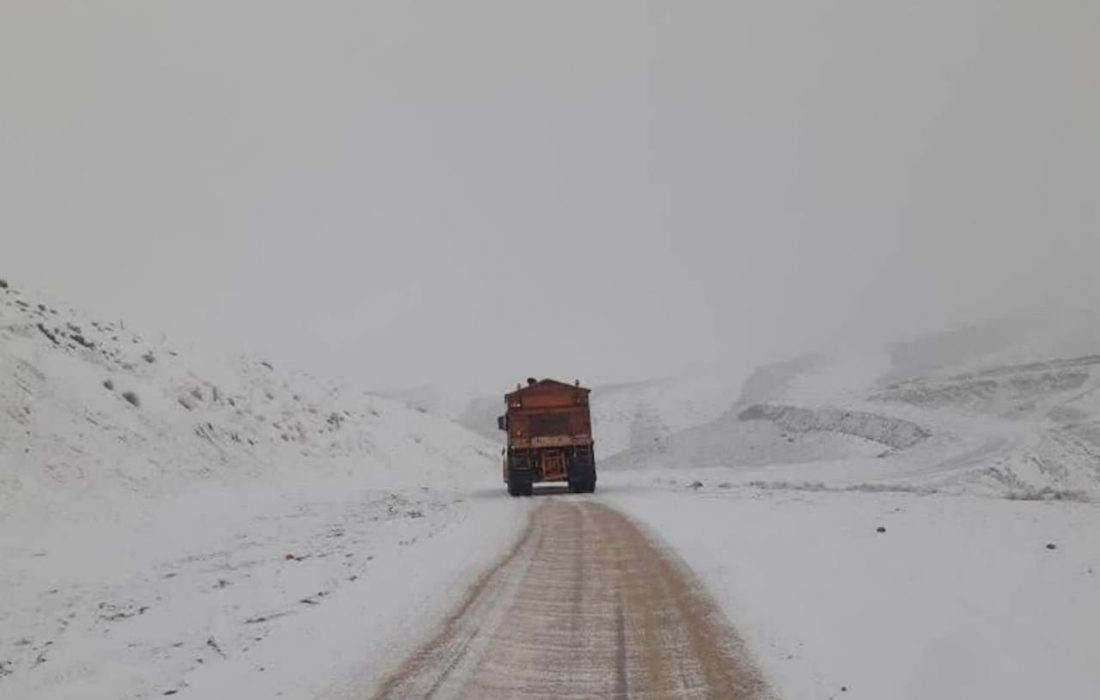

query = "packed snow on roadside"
[[603, 472, 1100, 700], [0, 281, 528, 700]]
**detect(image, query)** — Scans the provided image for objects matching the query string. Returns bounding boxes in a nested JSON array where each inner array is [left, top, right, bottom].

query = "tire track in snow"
[[371, 499, 771, 699]]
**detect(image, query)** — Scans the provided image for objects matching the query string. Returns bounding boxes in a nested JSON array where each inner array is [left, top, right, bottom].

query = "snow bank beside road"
[[185, 484, 528, 700], [0, 474, 527, 700], [605, 475, 1100, 700]]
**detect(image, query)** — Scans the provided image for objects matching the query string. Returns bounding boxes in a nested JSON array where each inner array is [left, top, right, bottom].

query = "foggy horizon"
[[4, 1, 1098, 395]]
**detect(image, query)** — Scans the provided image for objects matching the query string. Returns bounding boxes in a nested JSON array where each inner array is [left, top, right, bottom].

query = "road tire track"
[[371, 499, 771, 699]]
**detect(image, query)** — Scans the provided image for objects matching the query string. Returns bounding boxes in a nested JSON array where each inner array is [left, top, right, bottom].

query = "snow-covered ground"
[[4, 277, 1100, 699], [1, 475, 528, 699], [585, 316, 1100, 698], [602, 471, 1100, 700], [0, 281, 528, 699]]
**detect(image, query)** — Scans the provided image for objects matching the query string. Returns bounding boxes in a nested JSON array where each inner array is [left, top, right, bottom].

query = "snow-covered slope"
[[0, 281, 495, 511], [603, 315, 1100, 501], [0, 280, 516, 700], [884, 310, 1100, 382]]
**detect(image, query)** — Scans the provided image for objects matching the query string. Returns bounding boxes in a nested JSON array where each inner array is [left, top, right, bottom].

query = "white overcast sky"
[[2, 1, 1098, 393]]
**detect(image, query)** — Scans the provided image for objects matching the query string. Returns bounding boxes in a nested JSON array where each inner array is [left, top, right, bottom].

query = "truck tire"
[[568, 450, 596, 494], [569, 478, 594, 494], [507, 469, 534, 497], [570, 471, 591, 494]]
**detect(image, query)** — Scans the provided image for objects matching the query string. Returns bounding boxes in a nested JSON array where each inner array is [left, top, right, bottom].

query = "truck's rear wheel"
[[569, 475, 594, 494], [568, 449, 596, 494], [571, 473, 595, 493], [507, 470, 534, 497]]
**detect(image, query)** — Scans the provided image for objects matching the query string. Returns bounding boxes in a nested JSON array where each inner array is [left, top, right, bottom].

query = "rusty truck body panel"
[[498, 378, 596, 496]]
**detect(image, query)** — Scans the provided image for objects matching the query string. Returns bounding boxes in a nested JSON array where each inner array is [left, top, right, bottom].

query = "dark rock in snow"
[[36, 323, 60, 346], [876, 526, 887, 533], [1046, 543, 1057, 550]]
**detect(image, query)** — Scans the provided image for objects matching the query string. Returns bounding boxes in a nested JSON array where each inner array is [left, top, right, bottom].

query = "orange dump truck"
[[497, 378, 597, 496]]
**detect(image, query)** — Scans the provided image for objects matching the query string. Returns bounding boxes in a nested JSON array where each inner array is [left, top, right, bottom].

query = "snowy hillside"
[[0, 280, 496, 507], [0, 279, 515, 699], [602, 316, 1100, 501]]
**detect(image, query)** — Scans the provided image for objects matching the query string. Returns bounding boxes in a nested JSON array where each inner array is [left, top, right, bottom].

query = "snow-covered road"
[[372, 497, 770, 700]]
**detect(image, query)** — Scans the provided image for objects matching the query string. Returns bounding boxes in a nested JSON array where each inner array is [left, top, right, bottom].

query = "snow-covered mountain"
[[600, 314, 1100, 501]]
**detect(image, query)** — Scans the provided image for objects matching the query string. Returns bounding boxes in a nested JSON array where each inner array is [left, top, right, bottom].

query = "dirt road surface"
[[371, 498, 771, 699]]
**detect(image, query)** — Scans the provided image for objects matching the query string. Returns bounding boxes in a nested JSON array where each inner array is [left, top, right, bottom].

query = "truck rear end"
[[498, 378, 596, 496]]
